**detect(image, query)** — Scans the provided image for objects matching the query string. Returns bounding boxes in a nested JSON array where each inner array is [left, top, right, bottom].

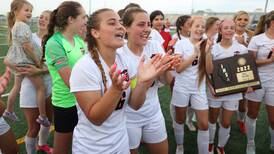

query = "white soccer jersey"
[[207, 41, 248, 101], [248, 33, 274, 84], [117, 40, 165, 126], [172, 33, 188, 40], [173, 38, 206, 93], [149, 29, 165, 45], [70, 52, 133, 153]]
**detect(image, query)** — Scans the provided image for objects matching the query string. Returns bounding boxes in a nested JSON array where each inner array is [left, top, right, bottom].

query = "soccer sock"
[[237, 111, 246, 121], [269, 127, 274, 147], [218, 124, 231, 148], [245, 116, 256, 143], [209, 122, 216, 144], [170, 104, 175, 121], [25, 136, 37, 154], [173, 121, 184, 145], [38, 125, 50, 146], [197, 129, 209, 154]]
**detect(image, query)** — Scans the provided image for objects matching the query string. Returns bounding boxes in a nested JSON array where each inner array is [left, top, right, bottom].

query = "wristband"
[[130, 77, 137, 89]]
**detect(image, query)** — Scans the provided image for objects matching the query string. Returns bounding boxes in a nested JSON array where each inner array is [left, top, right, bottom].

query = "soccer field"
[[0, 21, 272, 154]]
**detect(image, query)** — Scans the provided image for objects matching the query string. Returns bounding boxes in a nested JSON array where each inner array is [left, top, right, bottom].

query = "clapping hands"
[[109, 63, 130, 91], [137, 52, 181, 83]]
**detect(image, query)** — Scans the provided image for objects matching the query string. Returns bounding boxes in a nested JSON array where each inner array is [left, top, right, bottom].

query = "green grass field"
[[0, 20, 273, 154]]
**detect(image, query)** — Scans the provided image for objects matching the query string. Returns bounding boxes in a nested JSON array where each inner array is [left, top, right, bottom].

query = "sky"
[[0, 0, 273, 16]]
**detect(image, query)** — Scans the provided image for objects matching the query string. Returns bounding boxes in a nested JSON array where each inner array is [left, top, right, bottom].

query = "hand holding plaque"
[[211, 53, 261, 96]]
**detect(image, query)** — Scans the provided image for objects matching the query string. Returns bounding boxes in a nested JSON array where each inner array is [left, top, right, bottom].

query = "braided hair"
[[86, 8, 112, 92], [175, 15, 191, 40]]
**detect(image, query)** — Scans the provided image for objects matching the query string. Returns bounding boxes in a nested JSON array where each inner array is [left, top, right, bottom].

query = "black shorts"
[[53, 105, 78, 133]]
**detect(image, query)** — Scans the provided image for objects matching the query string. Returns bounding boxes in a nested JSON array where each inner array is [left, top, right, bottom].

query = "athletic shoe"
[[237, 120, 246, 134], [176, 145, 184, 154], [216, 147, 225, 154], [209, 143, 214, 154], [37, 144, 53, 154], [3, 110, 19, 121], [36, 116, 50, 127], [186, 121, 196, 131], [246, 142, 255, 154]]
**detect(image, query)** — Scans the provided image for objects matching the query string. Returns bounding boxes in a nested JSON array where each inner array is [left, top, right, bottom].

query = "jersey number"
[[192, 56, 198, 66], [115, 91, 126, 110]]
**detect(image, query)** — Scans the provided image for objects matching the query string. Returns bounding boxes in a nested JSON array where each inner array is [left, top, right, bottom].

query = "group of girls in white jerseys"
[[1, 0, 274, 154], [169, 10, 274, 154]]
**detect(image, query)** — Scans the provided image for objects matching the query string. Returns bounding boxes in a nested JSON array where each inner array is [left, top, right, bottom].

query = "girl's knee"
[[221, 121, 231, 128], [198, 121, 208, 130], [247, 111, 258, 119], [27, 125, 40, 137], [209, 114, 218, 124], [175, 116, 185, 124]]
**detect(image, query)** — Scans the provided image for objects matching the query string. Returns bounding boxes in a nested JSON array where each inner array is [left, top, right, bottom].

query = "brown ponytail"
[[7, 11, 15, 45], [41, 9, 57, 62], [41, 1, 82, 62], [216, 20, 224, 43], [198, 39, 207, 87]]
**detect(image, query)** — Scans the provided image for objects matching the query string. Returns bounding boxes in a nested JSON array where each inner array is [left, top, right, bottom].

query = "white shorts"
[[0, 117, 10, 135], [171, 90, 208, 110], [127, 112, 167, 149], [245, 86, 274, 106], [72, 127, 130, 154], [20, 75, 52, 108], [209, 100, 239, 111]]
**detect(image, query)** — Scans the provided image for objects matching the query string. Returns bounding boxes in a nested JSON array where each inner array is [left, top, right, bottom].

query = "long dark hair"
[[254, 14, 266, 36], [150, 10, 164, 29], [254, 11, 274, 36], [41, 1, 82, 61], [205, 17, 219, 32], [198, 39, 207, 87], [175, 15, 191, 40]]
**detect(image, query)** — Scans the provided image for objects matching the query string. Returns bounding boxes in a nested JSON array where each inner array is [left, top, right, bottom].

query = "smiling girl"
[[42, 1, 87, 153], [171, 17, 209, 154], [120, 8, 178, 154], [206, 19, 248, 154], [233, 11, 254, 46], [4, 0, 49, 127]]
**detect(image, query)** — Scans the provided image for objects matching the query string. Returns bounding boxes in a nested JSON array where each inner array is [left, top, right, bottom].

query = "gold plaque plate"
[[211, 53, 261, 96]]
